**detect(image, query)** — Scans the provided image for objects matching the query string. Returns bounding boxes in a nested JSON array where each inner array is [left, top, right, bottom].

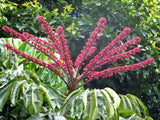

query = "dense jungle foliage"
[[0, 0, 159, 119]]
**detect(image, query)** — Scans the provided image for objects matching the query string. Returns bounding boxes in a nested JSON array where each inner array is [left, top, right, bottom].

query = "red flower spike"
[[37, 16, 60, 53], [2, 16, 154, 93], [56, 26, 74, 77], [86, 58, 154, 81], [74, 17, 107, 77]]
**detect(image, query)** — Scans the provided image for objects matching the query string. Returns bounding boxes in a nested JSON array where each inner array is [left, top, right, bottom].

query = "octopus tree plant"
[[2, 16, 154, 94]]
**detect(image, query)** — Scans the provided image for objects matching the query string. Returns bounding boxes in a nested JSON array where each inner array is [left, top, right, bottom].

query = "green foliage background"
[[0, 0, 160, 119]]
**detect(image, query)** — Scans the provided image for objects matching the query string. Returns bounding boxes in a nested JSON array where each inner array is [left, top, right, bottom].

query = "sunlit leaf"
[[39, 84, 61, 110], [10, 80, 26, 105], [101, 89, 115, 118], [0, 80, 14, 111], [104, 87, 120, 109], [88, 89, 98, 120], [60, 89, 81, 115]]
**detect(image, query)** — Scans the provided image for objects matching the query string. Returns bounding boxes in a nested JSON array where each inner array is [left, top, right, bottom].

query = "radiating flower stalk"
[[2, 16, 154, 94]]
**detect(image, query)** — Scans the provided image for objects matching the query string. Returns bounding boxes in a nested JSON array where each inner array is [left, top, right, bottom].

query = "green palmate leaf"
[[88, 89, 98, 120], [121, 95, 133, 110], [0, 41, 19, 70], [119, 94, 149, 118], [13, 53, 18, 70], [125, 95, 141, 117], [0, 80, 14, 111], [101, 89, 115, 118], [28, 85, 43, 114], [119, 109, 134, 118], [10, 80, 26, 105], [22, 82, 43, 114], [10, 64, 23, 80], [22, 82, 32, 108], [82, 89, 89, 112], [60, 89, 81, 115], [7, 50, 12, 68], [111, 109, 119, 120], [119, 113, 151, 120], [24, 70, 41, 85], [104, 88, 121, 109], [70, 91, 83, 118], [44, 85, 61, 108], [126, 94, 149, 116], [145, 116, 153, 120], [39, 84, 61, 110], [0, 39, 7, 63], [61, 87, 121, 119], [2, 49, 11, 68], [96, 89, 106, 119], [101, 87, 120, 119]]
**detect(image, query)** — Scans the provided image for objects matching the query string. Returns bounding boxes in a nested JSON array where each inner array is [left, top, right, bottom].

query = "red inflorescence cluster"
[[86, 58, 154, 81], [74, 17, 107, 69], [37, 16, 59, 52], [56, 26, 74, 77], [2, 16, 154, 88]]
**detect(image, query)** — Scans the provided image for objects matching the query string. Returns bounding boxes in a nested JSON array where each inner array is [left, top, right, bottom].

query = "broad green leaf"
[[101, 89, 115, 118], [88, 89, 98, 120], [82, 89, 89, 112], [10, 80, 26, 105], [6, 50, 12, 69], [0, 39, 7, 63], [70, 91, 83, 118], [22, 82, 32, 108], [104, 87, 120, 109], [18, 42, 28, 54], [39, 84, 61, 110], [24, 70, 41, 85], [96, 89, 106, 119], [13, 54, 18, 70], [111, 109, 119, 120], [0, 71, 9, 85], [0, 80, 14, 111], [119, 109, 134, 117], [145, 116, 153, 120], [10, 64, 23, 80], [120, 95, 133, 110], [125, 95, 141, 117], [22, 82, 43, 114], [119, 94, 150, 118], [133, 95, 149, 115], [44, 85, 61, 108], [60, 89, 81, 115], [127, 94, 149, 116], [28, 84, 43, 114]]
